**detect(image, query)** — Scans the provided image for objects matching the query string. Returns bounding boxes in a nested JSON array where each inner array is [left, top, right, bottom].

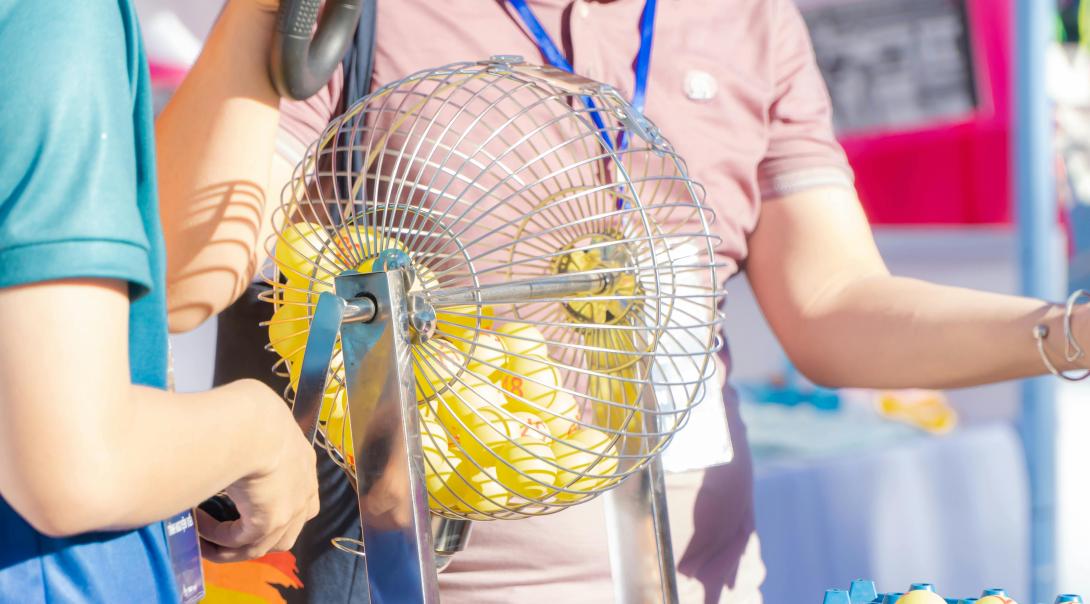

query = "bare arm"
[[746, 186, 1081, 389], [156, 0, 283, 333], [0, 279, 317, 560]]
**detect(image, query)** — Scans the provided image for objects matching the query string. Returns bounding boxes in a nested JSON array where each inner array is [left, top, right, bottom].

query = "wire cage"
[[261, 57, 727, 523]]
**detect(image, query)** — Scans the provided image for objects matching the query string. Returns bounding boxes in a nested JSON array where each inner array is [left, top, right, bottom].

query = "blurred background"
[[137, 0, 1090, 601]]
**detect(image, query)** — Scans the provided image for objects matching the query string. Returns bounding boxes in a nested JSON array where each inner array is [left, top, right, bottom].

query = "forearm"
[[2, 379, 277, 537], [97, 382, 278, 531], [786, 274, 1072, 389], [156, 0, 281, 332]]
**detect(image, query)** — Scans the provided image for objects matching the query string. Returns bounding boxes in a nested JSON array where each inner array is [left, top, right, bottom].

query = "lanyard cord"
[[506, 0, 657, 151]]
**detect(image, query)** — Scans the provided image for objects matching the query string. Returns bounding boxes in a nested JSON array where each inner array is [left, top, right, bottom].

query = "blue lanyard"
[[506, 0, 658, 151]]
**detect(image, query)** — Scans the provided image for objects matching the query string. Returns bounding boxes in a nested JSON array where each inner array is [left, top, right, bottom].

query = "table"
[[749, 412, 1029, 602]]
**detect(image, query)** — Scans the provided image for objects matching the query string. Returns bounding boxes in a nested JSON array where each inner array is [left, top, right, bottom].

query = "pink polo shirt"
[[277, 0, 851, 601]]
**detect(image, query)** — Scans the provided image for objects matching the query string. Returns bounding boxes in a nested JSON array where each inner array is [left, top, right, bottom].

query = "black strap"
[[341, 0, 378, 107]]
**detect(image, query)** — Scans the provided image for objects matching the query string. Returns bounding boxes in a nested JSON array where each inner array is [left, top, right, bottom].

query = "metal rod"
[[603, 458, 678, 604], [1015, 2, 1064, 600], [429, 272, 609, 307]]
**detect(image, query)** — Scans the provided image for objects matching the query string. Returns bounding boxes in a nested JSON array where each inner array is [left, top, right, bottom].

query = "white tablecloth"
[[751, 419, 1029, 602]]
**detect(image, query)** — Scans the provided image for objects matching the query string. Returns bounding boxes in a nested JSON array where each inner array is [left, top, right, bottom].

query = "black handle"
[[270, 0, 363, 100], [199, 493, 241, 522]]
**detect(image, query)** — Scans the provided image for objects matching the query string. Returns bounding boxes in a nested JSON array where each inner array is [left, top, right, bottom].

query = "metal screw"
[[408, 293, 437, 344]]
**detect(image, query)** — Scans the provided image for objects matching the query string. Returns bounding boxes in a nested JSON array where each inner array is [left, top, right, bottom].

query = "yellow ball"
[[501, 356, 561, 408], [413, 339, 463, 401], [899, 591, 947, 604], [420, 413, 450, 468], [552, 427, 620, 499], [588, 369, 643, 434], [460, 406, 521, 464], [515, 389, 580, 439], [584, 328, 641, 371], [448, 465, 508, 514], [976, 597, 1016, 604], [269, 302, 311, 360], [508, 412, 551, 444], [280, 279, 334, 308], [274, 222, 338, 284], [449, 333, 507, 381], [436, 304, 495, 341], [438, 377, 507, 456], [495, 322, 548, 359], [497, 437, 558, 500]]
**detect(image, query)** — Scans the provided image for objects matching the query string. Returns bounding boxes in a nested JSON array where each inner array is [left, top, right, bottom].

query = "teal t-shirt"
[[0, 0, 177, 602]]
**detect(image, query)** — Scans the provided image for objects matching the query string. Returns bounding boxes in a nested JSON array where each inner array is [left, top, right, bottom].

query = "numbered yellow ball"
[[449, 333, 507, 381], [497, 437, 558, 500], [899, 591, 947, 604], [495, 322, 548, 359], [515, 389, 580, 439], [436, 305, 495, 341], [553, 427, 620, 499], [448, 465, 507, 514], [501, 356, 561, 408], [460, 406, 520, 464], [413, 339, 463, 401], [274, 222, 337, 284], [269, 302, 311, 360], [438, 375, 506, 431]]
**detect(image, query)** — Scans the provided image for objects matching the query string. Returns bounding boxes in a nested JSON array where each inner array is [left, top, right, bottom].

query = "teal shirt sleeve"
[[0, 0, 152, 296]]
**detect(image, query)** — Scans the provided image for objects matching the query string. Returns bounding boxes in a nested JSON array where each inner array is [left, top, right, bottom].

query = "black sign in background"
[[801, 0, 978, 134]]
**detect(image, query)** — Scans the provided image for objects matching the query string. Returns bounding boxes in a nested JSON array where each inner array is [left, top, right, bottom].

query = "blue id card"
[[164, 510, 205, 604]]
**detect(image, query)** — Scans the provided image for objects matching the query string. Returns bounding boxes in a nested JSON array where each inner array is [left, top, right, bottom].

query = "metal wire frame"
[[260, 59, 727, 521]]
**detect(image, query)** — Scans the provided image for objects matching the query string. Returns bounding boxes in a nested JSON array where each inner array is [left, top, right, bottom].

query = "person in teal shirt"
[[0, 1, 319, 601]]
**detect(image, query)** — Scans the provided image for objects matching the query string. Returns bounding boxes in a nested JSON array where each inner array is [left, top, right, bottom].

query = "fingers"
[[195, 493, 321, 563]]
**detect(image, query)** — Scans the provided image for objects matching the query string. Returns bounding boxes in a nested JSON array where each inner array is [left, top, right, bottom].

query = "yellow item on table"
[[552, 427, 619, 500], [449, 333, 507, 381], [497, 437, 557, 500], [501, 355, 561, 408], [447, 465, 507, 514], [494, 322, 548, 359], [899, 591, 947, 604], [412, 339, 463, 401], [876, 390, 957, 435]]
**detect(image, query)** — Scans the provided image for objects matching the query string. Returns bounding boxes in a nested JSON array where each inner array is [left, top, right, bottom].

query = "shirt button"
[[684, 69, 718, 102]]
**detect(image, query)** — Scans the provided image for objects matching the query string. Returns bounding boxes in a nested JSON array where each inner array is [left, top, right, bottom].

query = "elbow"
[[782, 346, 852, 391], [166, 273, 253, 334], [15, 473, 122, 538]]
